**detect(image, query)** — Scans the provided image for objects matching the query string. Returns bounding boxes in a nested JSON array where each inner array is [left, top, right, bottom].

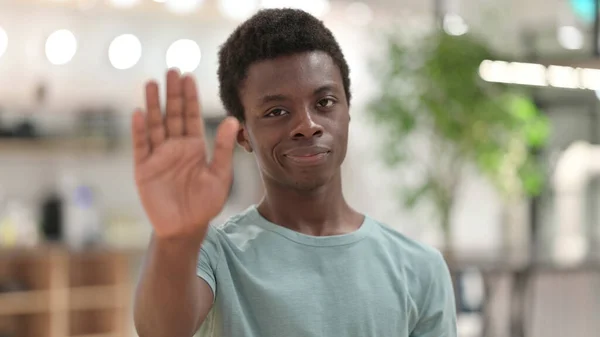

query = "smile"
[[284, 151, 330, 165]]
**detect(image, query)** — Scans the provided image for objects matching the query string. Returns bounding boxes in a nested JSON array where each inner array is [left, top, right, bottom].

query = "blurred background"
[[0, 0, 599, 336]]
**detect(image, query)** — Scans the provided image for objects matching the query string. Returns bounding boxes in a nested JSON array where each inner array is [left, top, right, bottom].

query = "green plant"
[[368, 29, 550, 249]]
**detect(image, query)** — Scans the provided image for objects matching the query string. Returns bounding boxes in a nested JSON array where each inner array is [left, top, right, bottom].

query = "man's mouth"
[[283, 146, 331, 165]]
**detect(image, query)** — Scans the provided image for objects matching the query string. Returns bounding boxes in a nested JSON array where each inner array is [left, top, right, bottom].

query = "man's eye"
[[318, 98, 335, 108], [265, 109, 289, 117]]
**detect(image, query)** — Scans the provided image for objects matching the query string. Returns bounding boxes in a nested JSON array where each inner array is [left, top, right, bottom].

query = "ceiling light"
[[557, 25, 584, 50], [478, 60, 511, 83], [547, 65, 580, 89], [443, 14, 468, 36], [165, 0, 204, 14], [166, 39, 201, 73], [580, 68, 600, 90], [479, 59, 600, 92], [509, 62, 547, 86], [108, 0, 141, 8], [108, 34, 142, 70], [45, 29, 77, 65]]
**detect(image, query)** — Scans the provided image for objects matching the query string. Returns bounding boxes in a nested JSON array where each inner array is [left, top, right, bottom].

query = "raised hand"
[[131, 69, 239, 241]]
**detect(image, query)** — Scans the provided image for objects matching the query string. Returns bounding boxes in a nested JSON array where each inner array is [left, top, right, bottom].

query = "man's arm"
[[133, 235, 214, 337], [410, 251, 457, 337], [130, 71, 237, 337]]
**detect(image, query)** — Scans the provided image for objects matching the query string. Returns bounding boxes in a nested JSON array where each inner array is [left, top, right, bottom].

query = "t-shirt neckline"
[[245, 205, 375, 247]]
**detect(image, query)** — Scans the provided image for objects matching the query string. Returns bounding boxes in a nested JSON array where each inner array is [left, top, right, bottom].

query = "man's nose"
[[289, 108, 324, 139]]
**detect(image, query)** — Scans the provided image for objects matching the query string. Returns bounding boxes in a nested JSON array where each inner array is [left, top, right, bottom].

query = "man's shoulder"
[[367, 217, 449, 286], [370, 217, 444, 264], [370, 218, 453, 310], [213, 205, 261, 229], [204, 206, 265, 247]]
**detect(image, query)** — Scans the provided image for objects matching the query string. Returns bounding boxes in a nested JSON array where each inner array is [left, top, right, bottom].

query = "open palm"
[[131, 70, 239, 240]]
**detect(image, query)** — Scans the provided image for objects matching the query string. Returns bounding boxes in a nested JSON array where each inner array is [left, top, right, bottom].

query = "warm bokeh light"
[[45, 29, 77, 65], [443, 14, 468, 36], [108, 34, 142, 70], [547, 65, 579, 89], [478, 59, 600, 90], [166, 39, 201, 72], [108, 0, 141, 8], [165, 0, 204, 14], [558, 25, 584, 50]]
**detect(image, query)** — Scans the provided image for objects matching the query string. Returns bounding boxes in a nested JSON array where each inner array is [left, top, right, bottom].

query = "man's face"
[[237, 51, 350, 191]]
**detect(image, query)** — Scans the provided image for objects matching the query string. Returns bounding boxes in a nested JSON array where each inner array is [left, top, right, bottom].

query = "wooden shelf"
[[0, 312, 52, 337], [0, 290, 50, 315], [0, 285, 126, 314], [0, 247, 132, 337], [70, 286, 126, 310], [0, 138, 127, 156]]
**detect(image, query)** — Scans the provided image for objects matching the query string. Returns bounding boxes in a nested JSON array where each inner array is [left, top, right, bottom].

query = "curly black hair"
[[217, 8, 351, 122]]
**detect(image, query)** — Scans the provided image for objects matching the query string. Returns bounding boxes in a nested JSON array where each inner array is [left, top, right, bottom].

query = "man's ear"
[[236, 123, 253, 153]]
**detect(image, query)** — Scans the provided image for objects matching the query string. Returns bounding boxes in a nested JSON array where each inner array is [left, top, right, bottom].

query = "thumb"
[[209, 117, 240, 181]]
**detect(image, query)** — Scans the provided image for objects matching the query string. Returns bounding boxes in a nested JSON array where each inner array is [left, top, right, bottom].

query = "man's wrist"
[[152, 230, 207, 259]]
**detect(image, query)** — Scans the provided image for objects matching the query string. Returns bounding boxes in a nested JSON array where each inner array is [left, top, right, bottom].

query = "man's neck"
[[256, 173, 362, 236]]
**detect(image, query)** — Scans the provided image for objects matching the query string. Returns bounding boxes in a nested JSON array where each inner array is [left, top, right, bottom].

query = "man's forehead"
[[243, 51, 342, 96]]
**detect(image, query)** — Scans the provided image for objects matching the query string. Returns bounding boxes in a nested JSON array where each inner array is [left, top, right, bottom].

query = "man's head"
[[218, 9, 351, 191]]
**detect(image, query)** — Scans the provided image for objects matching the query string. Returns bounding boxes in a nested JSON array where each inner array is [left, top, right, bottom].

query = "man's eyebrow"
[[313, 84, 338, 95], [259, 94, 288, 105], [258, 84, 340, 105]]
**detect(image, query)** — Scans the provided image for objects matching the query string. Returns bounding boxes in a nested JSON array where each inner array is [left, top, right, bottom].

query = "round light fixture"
[[45, 29, 77, 65], [443, 14, 468, 36], [108, 34, 142, 70], [166, 39, 201, 73], [558, 26, 584, 50]]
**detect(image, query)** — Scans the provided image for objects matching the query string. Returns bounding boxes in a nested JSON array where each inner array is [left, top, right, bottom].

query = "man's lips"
[[283, 146, 331, 165], [284, 146, 331, 157]]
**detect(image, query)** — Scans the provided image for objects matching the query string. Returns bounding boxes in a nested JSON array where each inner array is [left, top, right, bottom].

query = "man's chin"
[[289, 174, 333, 192]]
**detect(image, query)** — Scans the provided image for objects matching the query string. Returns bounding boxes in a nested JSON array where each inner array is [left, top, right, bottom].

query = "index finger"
[[183, 75, 205, 138]]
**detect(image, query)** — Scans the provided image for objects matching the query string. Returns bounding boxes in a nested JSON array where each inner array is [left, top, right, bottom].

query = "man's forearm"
[[134, 235, 211, 337]]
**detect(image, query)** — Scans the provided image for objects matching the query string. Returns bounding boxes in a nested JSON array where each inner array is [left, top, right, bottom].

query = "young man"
[[132, 8, 456, 337]]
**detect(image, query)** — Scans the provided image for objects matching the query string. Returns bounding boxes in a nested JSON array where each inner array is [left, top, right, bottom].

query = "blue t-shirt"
[[196, 205, 457, 337]]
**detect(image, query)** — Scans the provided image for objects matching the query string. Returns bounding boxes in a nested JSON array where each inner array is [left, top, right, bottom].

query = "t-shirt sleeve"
[[410, 251, 457, 337], [196, 225, 221, 299]]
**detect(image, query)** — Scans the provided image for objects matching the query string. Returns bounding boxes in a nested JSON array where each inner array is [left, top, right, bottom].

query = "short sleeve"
[[410, 251, 457, 337], [196, 225, 221, 299]]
